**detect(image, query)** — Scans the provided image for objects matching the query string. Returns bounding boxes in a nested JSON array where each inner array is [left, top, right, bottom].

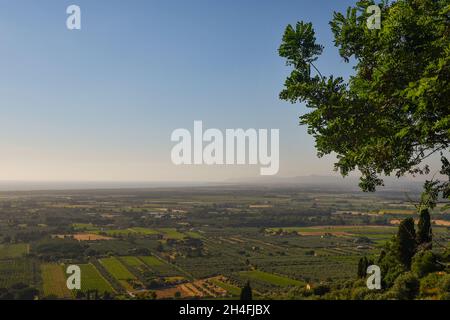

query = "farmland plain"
[[0, 185, 447, 299]]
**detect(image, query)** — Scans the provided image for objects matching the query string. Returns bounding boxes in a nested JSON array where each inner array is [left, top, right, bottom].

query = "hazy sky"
[[0, 0, 440, 182]]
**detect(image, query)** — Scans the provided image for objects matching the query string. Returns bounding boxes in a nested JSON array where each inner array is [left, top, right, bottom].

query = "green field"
[[96, 229, 135, 236], [0, 244, 29, 259], [99, 257, 139, 292], [78, 225, 187, 240], [210, 278, 241, 296], [121, 256, 146, 268], [139, 255, 165, 267], [97, 227, 159, 237], [129, 227, 160, 235], [78, 263, 115, 293], [72, 223, 98, 231], [137, 255, 183, 277], [185, 231, 203, 239], [157, 228, 185, 239], [267, 226, 396, 234], [379, 209, 415, 215], [99, 257, 136, 280], [239, 270, 304, 287], [0, 259, 35, 287], [41, 264, 72, 299]]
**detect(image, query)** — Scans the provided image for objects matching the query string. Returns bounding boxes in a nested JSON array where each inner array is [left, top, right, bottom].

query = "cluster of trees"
[[279, 0, 450, 300], [32, 238, 87, 261], [73, 290, 113, 300], [286, 208, 449, 300], [375, 208, 446, 295], [2, 231, 48, 244], [0, 283, 39, 300]]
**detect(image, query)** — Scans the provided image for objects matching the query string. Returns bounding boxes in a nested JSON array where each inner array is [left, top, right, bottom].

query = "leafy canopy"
[[279, 0, 450, 192]]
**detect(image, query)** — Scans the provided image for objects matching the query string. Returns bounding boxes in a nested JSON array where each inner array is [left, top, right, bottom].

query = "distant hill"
[[226, 175, 425, 192], [0, 175, 425, 193]]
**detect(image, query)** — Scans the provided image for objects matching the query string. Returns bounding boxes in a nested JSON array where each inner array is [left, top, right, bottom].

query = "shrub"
[[411, 251, 441, 277], [390, 272, 420, 300], [313, 283, 330, 296], [440, 274, 450, 293], [350, 287, 371, 300], [419, 272, 441, 298]]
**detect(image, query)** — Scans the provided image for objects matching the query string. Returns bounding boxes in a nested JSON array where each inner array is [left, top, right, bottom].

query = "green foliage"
[[390, 272, 420, 300], [416, 208, 432, 246], [357, 256, 372, 278], [419, 272, 442, 298], [240, 281, 253, 300], [395, 218, 417, 269], [33, 239, 86, 261], [382, 261, 404, 288], [377, 240, 405, 288], [279, 0, 450, 192], [0, 283, 39, 300], [288, 286, 314, 299], [322, 288, 352, 300], [418, 156, 450, 210], [350, 286, 372, 300], [411, 250, 441, 277], [418, 273, 450, 299], [313, 283, 331, 296], [441, 274, 450, 293]]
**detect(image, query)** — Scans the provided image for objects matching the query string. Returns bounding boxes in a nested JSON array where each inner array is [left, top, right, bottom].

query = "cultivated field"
[[239, 270, 304, 287], [41, 264, 72, 299], [0, 244, 29, 259], [0, 186, 447, 299], [99, 257, 138, 292], [78, 263, 115, 293], [0, 259, 35, 287]]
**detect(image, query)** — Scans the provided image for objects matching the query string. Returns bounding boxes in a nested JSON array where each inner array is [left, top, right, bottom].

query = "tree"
[[75, 290, 85, 299], [313, 283, 331, 296], [357, 256, 369, 278], [377, 241, 405, 288], [15, 287, 38, 300], [102, 291, 113, 300], [416, 208, 432, 246], [396, 218, 417, 269], [278, 0, 450, 193], [240, 281, 253, 300]]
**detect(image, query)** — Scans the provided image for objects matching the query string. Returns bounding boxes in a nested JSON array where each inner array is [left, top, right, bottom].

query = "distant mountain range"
[[226, 175, 426, 192], [0, 175, 427, 192]]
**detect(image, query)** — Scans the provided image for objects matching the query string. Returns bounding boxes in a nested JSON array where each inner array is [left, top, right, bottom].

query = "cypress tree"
[[240, 281, 253, 300], [357, 257, 369, 278], [396, 218, 417, 269], [417, 208, 432, 247], [357, 257, 364, 278]]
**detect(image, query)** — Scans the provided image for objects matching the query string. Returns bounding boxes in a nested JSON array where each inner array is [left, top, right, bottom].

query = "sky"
[[0, 0, 440, 183]]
